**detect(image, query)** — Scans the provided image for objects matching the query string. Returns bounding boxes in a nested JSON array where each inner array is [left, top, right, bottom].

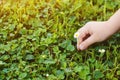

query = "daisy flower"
[[74, 32, 79, 39], [98, 49, 105, 53], [46, 73, 49, 77]]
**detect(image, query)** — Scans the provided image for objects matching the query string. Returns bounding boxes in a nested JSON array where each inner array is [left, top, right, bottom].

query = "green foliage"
[[0, 0, 120, 80]]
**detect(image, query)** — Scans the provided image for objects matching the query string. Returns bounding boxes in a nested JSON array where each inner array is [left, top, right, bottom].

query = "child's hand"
[[76, 9, 120, 50], [77, 21, 117, 50]]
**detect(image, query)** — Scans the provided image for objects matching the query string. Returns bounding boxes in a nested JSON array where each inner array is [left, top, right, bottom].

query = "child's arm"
[[108, 9, 120, 33], [77, 9, 120, 50]]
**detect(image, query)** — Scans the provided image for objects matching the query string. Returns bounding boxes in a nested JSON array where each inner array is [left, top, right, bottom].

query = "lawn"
[[0, 0, 120, 80]]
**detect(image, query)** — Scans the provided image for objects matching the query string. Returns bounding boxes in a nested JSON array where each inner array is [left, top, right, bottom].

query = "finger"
[[79, 35, 96, 50], [77, 32, 85, 50], [77, 29, 89, 50]]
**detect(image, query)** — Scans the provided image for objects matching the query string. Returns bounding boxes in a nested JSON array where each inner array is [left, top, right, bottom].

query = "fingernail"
[[79, 44, 84, 50]]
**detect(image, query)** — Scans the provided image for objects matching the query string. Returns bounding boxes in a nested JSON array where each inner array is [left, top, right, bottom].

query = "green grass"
[[0, 0, 120, 80]]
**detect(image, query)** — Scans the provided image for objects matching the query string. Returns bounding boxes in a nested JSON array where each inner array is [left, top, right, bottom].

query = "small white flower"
[[42, 55, 46, 58], [98, 49, 105, 53], [74, 32, 79, 39], [46, 73, 49, 77], [10, 33, 15, 37]]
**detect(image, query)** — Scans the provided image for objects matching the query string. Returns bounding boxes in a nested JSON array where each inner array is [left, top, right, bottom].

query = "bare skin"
[[77, 9, 120, 50]]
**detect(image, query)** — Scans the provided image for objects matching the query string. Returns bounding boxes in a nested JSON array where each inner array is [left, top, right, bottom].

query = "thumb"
[[79, 35, 96, 50]]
